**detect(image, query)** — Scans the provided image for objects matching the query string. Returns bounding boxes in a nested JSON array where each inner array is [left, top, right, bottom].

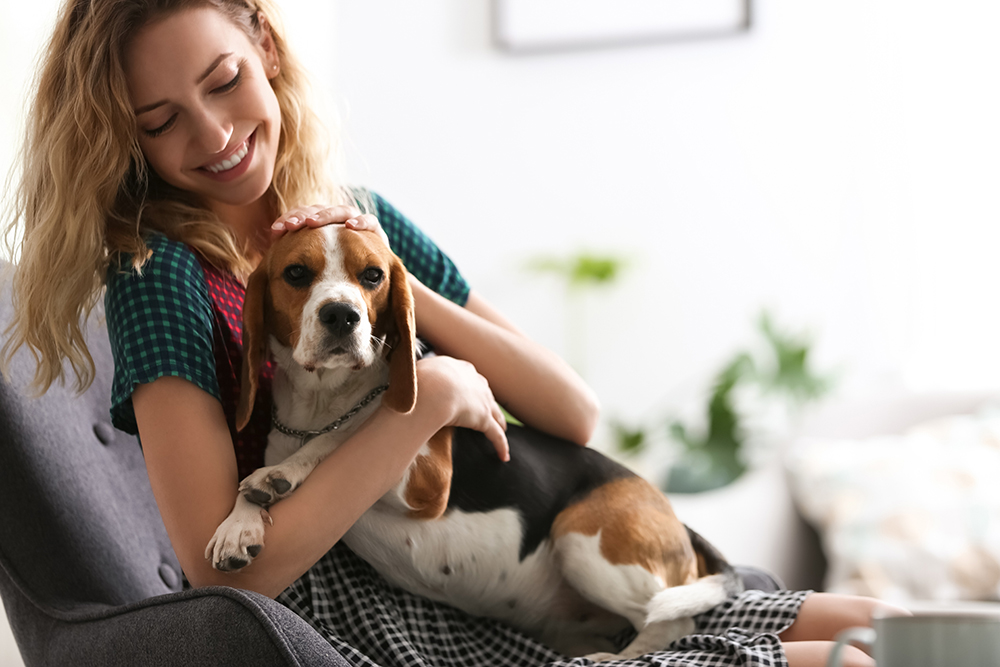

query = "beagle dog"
[[207, 225, 741, 659]]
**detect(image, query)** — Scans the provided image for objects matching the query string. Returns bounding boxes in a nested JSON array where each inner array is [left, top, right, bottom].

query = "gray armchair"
[[0, 268, 350, 667]]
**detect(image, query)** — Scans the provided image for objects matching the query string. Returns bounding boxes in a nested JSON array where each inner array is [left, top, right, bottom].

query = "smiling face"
[[124, 7, 281, 213]]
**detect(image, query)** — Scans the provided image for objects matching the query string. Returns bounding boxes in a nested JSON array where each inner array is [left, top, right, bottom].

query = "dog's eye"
[[359, 267, 384, 288], [283, 264, 313, 287]]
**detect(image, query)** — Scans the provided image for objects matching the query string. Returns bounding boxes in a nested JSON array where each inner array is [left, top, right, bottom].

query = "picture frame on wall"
[[492, 0, 753, 53]]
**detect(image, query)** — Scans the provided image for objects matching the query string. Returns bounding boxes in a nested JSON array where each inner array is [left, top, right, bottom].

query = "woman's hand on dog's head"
[[270, 204, 387, 244]]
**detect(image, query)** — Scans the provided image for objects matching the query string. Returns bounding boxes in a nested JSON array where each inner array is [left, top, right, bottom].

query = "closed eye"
[[213, 66, 243, 94], [144, 115, 176, 138]]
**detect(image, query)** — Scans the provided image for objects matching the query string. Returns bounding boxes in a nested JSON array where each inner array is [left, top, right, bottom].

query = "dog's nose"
[[318, 302, 361, 337]]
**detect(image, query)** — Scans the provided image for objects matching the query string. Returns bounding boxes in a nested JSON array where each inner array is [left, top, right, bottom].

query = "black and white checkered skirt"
[[277, 543, 811, 667]]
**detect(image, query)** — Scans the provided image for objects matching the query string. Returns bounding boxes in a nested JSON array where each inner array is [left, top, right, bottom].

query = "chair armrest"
[[5, 584, 349, 667]]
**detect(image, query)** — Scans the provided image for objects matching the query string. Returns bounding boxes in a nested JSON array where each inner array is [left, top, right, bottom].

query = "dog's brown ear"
[[382, 256, 417, 413], [237, 265, 269, 431]]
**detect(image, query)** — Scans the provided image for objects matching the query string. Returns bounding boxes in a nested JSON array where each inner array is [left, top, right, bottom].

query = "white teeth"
[[206, 140, 249, 174]]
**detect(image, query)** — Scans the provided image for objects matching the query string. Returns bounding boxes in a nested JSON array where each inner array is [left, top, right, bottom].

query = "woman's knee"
[[780, 592, 907, 642]]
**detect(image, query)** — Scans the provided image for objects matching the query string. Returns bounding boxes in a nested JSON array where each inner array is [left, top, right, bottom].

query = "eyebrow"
[[133, 52, 234, 115]]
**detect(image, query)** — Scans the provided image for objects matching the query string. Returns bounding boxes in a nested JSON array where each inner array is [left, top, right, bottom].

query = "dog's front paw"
[[239, 464, 302, 507], [206, 500, 271, 572]]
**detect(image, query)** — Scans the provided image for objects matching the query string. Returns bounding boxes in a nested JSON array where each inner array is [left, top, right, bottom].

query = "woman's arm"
[[133, 356, 507, 599], [409, 279, 600, 446]]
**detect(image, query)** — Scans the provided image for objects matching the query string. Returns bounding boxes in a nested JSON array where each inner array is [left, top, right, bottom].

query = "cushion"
[[786, 410, 1000, 602]]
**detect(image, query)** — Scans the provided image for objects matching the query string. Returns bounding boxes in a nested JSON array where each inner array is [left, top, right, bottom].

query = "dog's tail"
[[644, 525, 744, 625]]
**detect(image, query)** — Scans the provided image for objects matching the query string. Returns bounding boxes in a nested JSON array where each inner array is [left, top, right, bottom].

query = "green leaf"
[[526, 252, 628, 287], [756, 312, 831, 402], [613, 422, 647, 454]]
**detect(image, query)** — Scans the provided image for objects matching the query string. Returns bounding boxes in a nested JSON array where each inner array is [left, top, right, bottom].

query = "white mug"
[[827, 603, 1000, 667]]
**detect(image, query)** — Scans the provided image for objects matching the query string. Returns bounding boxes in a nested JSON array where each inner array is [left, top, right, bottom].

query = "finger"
[[281, 217, 308, 231], [270, 220, 290, 238], [302, 204, 361, 226], [270, 208, 310, 235], [346, 214, 389, 245], [344, 213, 379, 230], [484, 422, 510, 462], [492, 402, 507, 432]]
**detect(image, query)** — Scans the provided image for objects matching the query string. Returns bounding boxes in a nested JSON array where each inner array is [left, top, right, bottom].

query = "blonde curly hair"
[[3, 0, 353, 394]]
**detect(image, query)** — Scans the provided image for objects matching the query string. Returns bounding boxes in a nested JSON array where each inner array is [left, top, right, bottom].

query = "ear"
[[257, 12, 280, 79], [382, 256, 417, 413], [237, 265, 269, 431]]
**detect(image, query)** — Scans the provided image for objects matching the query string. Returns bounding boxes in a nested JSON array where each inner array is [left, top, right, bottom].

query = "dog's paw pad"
[[244, 489, 273, 506], [207, 502, 268, 572], [239, 468, 299, 505], [219, 556, 249, 572]]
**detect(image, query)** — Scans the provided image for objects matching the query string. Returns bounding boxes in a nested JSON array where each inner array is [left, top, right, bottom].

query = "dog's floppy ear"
[[237, 265, 269, 431], [382, 256, 417, 413]]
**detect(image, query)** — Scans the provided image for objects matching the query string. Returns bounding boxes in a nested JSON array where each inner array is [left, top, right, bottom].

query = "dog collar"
[[270, 384, 389, 448]]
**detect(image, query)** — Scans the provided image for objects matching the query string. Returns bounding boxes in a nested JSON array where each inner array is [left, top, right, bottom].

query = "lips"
[[199, 130, 256, 181], [205, 139, 249, 173]]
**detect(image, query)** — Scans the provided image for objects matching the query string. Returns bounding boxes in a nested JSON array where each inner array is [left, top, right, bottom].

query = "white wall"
[[0, 0, 60, 213], [5, 0, 1000, 440], [311, 0, 1000, 435]]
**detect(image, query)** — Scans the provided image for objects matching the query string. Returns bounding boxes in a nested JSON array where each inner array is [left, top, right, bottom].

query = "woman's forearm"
[[136, 375, 455, 599], [198, 400, 450, 597], [411, 281, 600, 445]]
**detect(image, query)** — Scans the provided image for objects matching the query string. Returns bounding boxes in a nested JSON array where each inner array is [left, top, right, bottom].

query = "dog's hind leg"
[[552, 530, 666, 631], [551, 477, 726, 658], [554, 531, 702, 659]]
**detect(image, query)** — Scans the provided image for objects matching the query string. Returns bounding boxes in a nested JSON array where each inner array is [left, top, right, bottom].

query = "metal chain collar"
[[270, 384, 389, 448]]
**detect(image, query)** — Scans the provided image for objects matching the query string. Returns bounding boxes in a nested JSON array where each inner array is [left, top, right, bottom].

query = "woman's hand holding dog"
[[417, 355, 510, 462]]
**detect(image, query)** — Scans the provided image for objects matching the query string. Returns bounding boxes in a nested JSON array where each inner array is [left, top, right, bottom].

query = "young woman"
[[2, 0, 889, 664]]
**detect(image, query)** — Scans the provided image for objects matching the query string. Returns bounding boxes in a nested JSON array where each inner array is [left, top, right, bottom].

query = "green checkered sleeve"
[[369, 192, 470, 306], [104, 234, 220, 434]]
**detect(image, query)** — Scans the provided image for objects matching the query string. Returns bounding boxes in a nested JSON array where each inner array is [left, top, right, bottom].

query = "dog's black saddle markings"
[[447, 424, 634, 561]]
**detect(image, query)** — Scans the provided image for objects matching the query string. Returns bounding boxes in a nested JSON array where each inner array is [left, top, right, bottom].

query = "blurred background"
[[5, 0, 1000, 420], [3, 0, 1000, 660]]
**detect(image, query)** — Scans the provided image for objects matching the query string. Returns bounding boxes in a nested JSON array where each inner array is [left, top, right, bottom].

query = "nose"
[[191, 104, 233, 154], [318, 302, 361, 338]]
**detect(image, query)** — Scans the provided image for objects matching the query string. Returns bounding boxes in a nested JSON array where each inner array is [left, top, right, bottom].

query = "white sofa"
[[669, 391, 1000, 594]]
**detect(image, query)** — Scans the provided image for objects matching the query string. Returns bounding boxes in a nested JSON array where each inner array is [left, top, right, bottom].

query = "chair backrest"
[[0, 266, 183, 613]]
